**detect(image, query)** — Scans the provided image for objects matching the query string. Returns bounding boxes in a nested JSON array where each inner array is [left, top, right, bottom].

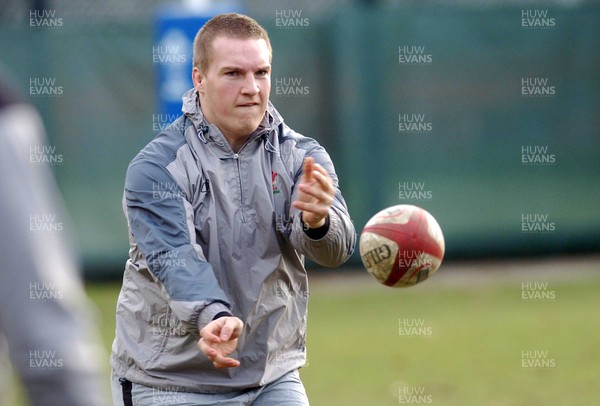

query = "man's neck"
[[224, 133, 250, 153]]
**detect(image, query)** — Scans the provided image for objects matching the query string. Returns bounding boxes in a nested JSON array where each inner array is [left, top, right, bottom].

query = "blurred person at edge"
[[110, 13, 355, 406], [0, 68, 108, 405]]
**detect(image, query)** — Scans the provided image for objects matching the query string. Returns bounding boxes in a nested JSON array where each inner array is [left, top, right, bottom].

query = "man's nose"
[[241, 74, 260, 95]]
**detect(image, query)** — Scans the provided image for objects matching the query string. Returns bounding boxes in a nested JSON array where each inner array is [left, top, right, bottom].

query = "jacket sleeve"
[[288, 144, 357, 267], [125, 160, 231, 332]]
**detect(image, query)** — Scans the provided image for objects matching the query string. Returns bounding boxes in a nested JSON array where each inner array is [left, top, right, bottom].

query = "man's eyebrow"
[[219, 65, 271, 72], [219, 66, 243, 72]]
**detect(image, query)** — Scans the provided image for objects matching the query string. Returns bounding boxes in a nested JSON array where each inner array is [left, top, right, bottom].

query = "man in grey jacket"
[[111, 13, 355, 405]]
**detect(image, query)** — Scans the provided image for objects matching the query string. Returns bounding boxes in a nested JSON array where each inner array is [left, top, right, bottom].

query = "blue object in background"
[[154, 1, 244, 118]]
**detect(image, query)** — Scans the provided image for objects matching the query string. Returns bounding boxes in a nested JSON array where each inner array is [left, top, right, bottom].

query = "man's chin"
[[237, 118, 265, 135]]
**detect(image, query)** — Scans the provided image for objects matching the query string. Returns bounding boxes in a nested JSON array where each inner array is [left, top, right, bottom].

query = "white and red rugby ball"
[[359, 205, 445, 288]]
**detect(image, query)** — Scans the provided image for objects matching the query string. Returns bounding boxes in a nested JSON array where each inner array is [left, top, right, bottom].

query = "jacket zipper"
[[232, 152, 246, 222], [233, 133, 270, 224]]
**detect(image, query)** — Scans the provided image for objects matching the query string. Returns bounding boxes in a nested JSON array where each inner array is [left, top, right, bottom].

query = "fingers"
[[199, 318, 225, 343], [302, 157, 314, 182], [201, 317, 243, 340], [198, 317, 244, 369], [292, 160, 335, 228], [310, 163, 331, 183], [302, 161, 331, 188], [200, 329, 221, 344], [293, 166, 334, 208], [197, 337, 216, 355], [197, 338, 240, 368], [292, 201, 330, 217], [311, 164, 334, 194], [299, 178, 333, 202], [298, 162, 334, 197], [292, 184, 332, 211], [219, 318, 243, 341], [219, 320, 233, 341], [211, 354, 241, 369]]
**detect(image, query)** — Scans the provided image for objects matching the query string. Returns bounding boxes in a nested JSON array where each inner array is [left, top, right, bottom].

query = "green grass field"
[[302, 263, 600, 405], [5, 258, 600, 405]]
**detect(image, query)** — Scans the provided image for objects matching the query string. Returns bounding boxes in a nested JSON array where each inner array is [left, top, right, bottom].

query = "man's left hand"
[[292, 157, 334, 229]]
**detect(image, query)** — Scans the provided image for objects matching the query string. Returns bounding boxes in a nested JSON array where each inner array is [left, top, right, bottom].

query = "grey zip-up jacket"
[[110, 89, 356, 393]]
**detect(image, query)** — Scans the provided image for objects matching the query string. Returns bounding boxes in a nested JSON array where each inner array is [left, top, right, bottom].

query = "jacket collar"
[[181, 88, 283, 149]]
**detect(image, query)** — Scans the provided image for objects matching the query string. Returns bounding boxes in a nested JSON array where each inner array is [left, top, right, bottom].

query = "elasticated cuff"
[[197, 302, 231, 332]]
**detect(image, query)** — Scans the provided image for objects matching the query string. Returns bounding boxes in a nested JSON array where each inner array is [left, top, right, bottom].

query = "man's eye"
[[257, 70, 269, 76], [225, 71, 238, 77]]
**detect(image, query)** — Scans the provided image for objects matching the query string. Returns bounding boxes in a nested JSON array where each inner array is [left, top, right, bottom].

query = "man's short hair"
[[193, 13, 272, 73]]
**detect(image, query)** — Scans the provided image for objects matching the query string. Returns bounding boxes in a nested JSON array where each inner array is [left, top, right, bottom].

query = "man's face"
[[193, 36, 271, 144]]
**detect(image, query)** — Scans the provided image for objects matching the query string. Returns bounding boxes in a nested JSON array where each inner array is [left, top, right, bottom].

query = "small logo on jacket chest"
[[272, 171, 281, 194]]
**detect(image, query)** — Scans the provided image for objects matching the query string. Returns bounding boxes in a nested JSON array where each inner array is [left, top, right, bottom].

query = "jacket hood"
[[181, 88, 284, 140]]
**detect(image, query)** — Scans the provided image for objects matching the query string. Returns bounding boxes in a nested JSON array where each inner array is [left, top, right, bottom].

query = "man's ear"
[[192, 67, 204, 94]]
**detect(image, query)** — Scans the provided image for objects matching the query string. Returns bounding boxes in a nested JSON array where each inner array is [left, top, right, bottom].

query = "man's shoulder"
[[276, 122, 321, 152], [131, 116, 190, 169]]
